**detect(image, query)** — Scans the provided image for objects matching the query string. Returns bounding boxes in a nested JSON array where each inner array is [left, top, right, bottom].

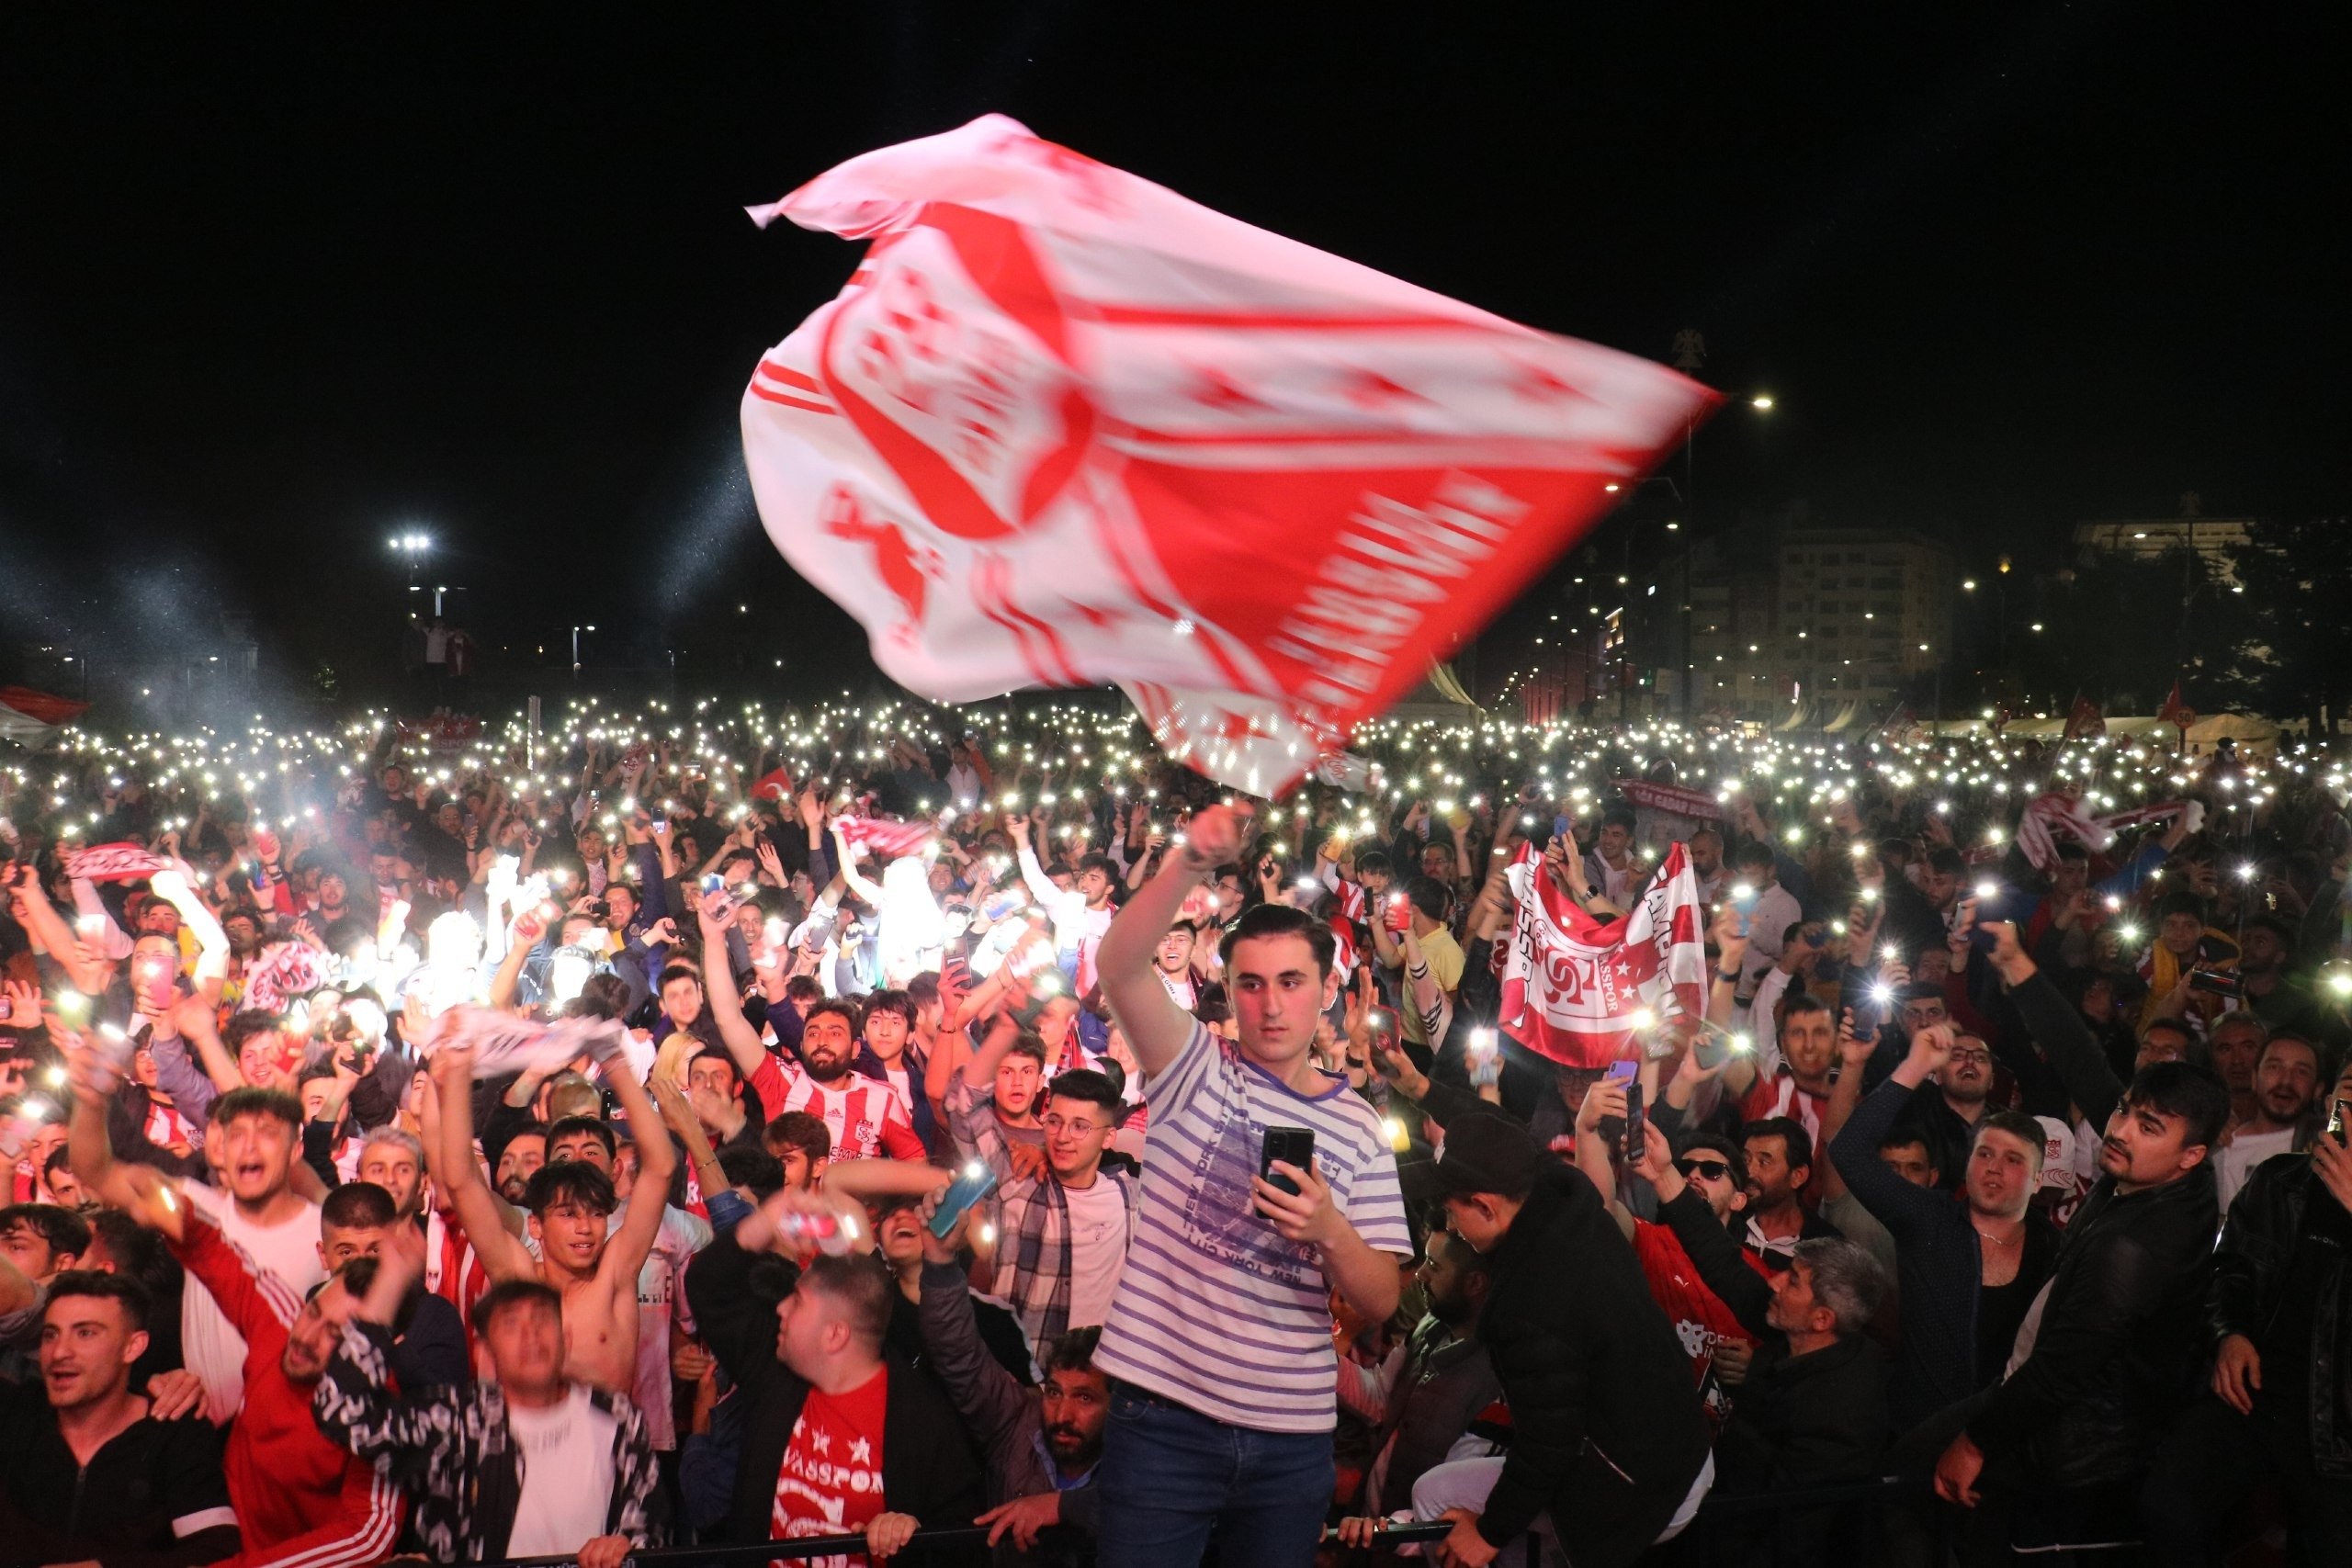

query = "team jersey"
[[775, 1060, 925, 1160]]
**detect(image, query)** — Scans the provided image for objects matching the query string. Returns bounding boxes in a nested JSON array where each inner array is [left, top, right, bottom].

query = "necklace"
[[1972, 1226, 2023, 1247]]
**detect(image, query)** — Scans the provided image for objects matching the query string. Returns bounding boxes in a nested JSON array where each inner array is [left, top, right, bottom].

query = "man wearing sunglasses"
[[1571, 1080, 1755, 1430]]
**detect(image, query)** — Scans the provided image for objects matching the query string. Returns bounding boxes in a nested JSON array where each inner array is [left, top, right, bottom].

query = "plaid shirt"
[[944, 1070, 1136, 1347]]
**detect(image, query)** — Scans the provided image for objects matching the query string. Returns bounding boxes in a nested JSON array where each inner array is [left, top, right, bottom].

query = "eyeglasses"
[[1948, 1049, 1993, 1067], [1676, 1158, 1733, 1181], [1041, 1115, 1103, 1137]]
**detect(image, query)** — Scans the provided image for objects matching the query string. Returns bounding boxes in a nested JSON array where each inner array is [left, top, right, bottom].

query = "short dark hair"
[[321, 1181, 397, 1232], [2244, 912, 2299, 947], [2054, 840, 2089, 863], [1732, 841, 1776, 873], [469, 1277, 563, 1336], [1780, 990, 1832, 1026], [659, 963, 702, 992], [222, 1011, 285, 1055], [1006, 1032, 1048, 1067], [1218, 902, 1338, 977], [2154, 890, 2208, 924], [1041, 1324, 1102, 1380], [765, 1111, 831, 1165], [1354, 850, 1394, 879], [1403, 874, 1453, 923], [688, 1047, 744, 1092], [547, 1115, 619, 1159], [1076, 853, 1114, 881], [569, 973, 630, 1021], [803, 998, 859, 1035], [1742, 1115, 1814, 1176], [717, 1144, 786, 1201], [1926, 848, 1965, 878], [799, 1252, 894, 1352], [0, 1202, 91, 1261], [1974, 1111, 2047, 1169], [1673, 1131, 1747, 1187], [904, 974, 941, 1010], [79, 1210, 175, 1299], [785, 975, 823, 1002], [523, 1160, 616, 1217], [46, 1268, 152, 1332], [211, 1086, 302, 1129], [2121, 1060, 2232, 1153], [1046, 1067, 1123, 1118], [863, 988, 917, 1028]]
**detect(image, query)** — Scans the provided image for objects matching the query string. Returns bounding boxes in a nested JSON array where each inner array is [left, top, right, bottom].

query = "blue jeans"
[[1096, 1382, 1336, 1568]]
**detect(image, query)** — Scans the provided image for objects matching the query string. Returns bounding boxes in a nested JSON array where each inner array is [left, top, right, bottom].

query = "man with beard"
[[1830, 1023, 2059, 1431], [1339, 1227, 1501, 1518], [493, 1127, 548, 1205], [707, 931, 922, 1160], [2234, 913, 2340, 1048], [920, 1200, 1111, 1562], [1893, 1024, 1998, 1192], [2211, 1032, 2324, 1210], [2206, 1012, 2267, 1129], [71, 1078, 323, 1424]]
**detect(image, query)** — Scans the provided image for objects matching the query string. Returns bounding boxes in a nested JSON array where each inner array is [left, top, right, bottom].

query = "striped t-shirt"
[[1093, 1021, 1411, 1433]]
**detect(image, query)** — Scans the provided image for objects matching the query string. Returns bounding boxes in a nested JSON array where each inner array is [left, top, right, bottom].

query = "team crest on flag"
[[739, 115, 1713, 795], [1498, 841, 1706, 1066]]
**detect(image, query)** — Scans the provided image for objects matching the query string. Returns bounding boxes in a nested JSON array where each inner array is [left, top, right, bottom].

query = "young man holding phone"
[[1091, 805, 1411, 1568]]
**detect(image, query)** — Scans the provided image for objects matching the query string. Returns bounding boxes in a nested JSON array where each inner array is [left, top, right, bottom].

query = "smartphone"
[[928, 1159, 1002, 1239], [1385, 893, 1411, 934], [1729, 883, 1758, 939], [2326, 1097, 2348, 1146], [1595, 1059, 1638, 1141], [1261, 1125, 1317, 1198], [1623, 1082, 1646, 1161], [1366, 1009, 1398, 1058]]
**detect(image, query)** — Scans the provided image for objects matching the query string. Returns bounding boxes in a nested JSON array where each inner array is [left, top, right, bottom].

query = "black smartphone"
[[1623, 1082, 1646, 1161], [928, 1159, 1002, 1239], [2188, 971, 2246, 998], [2328, 1097, 2349, 1147], [1261, 1125, 1317, 1197]]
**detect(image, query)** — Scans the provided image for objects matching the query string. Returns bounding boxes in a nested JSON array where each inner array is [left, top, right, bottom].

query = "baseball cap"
[[1425, 1112, 1546, 1201]]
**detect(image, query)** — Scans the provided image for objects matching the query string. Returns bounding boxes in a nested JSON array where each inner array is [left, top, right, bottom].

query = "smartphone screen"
[[928, 1160, 1002, 1239], [1623, 1082, 1646, 1160], [1260, 1125, 1317, 1197]]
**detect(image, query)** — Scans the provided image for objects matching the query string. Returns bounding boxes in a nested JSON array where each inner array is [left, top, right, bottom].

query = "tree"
[[2215, 517, 2352, 736], [2030, 547, 2235, 715]]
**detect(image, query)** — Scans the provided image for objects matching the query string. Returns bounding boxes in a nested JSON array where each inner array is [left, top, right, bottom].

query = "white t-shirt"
[[1092, 1022, 1411, 1434], [178, 1182, 324, 1422], [1062, 1176, 1130, 1330], [504, 1384, 619, 1556], [2215, 1126, 2299, 1213]]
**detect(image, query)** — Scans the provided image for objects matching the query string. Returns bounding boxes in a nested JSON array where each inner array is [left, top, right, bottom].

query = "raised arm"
[[697, 903, 775, 1082], [427, 1044, 537, 1280], [1094, 806, 1238, 1077], [1986, 920, 2123, 1128], [596, 1049, 679, 1287]]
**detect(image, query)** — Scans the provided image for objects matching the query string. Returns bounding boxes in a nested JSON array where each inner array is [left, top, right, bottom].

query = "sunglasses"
[[1676, 1158, 1733, 1182]]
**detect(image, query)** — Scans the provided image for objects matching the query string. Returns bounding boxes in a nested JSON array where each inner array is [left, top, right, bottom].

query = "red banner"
[[740, 116, 1714, 795]]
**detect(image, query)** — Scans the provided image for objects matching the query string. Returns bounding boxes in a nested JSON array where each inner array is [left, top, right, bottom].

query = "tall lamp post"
[[571, 625, 597, 677]]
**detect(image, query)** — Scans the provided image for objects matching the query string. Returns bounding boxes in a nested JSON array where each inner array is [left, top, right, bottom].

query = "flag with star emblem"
[[1498, 840, 1706, 1066], [740, 115, 1714, 795]]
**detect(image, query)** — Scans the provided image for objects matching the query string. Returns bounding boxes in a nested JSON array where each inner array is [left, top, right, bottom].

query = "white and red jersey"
[[144, 1099, 198, 1156], [776, 1061, 926, 1161], [1736, 1069, 1829, 1151], [424, 1206, 492, 1342]]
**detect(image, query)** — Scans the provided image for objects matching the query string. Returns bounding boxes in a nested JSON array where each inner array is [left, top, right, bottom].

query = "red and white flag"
[[739, 116, 1713, 795], [835, 814, 935, 861], [1498, 840, 1705, 1067], [63, 842, 171, 884], [0, 686, 87, 745]]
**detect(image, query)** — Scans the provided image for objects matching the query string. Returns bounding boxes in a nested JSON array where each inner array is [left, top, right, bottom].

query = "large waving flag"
[[740, 116, 1713, 795], [0, 686, 88, 745]]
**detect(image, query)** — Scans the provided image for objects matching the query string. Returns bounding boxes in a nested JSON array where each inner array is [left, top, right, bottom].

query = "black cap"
[[1426, 1111, 1545, 1201]]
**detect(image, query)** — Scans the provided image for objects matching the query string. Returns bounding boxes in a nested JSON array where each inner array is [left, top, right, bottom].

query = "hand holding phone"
[[1385, 894, 1411, 934], [928, 1159, 1001, 1239]]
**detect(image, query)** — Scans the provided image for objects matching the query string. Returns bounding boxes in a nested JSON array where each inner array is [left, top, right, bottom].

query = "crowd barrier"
[[462, 1477, 1916, 1567]]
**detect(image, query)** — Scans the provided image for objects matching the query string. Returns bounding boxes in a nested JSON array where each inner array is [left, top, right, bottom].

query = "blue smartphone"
[[929, 1160, 1001, 1239], [1730, 883, 1759, 938]]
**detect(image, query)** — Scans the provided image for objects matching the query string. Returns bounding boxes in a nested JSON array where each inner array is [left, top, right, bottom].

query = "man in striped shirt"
[[1091, 805, 1411, 1568]]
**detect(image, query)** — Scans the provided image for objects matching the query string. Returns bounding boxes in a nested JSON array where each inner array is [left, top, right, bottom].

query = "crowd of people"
[[0, 696, 2348, 1568]]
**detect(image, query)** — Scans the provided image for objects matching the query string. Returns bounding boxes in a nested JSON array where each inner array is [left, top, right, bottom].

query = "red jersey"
[[1629, 1220, 1753, 1430], [777, 1063, 924, 1161], [171, 1218, 404, 1568], [771, 1365, 889, 1565]]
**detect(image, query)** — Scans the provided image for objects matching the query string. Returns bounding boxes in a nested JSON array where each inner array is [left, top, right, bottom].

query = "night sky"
[[1, 4, 2341, 705]]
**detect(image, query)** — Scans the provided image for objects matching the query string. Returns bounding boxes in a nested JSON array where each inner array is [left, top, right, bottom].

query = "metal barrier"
[[475, 1520, 1455, 1568], [465, 1480, 1917, 1567]]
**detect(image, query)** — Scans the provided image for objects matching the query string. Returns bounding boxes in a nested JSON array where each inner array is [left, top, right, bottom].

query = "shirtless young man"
[[429, 1041, 674, 1393]]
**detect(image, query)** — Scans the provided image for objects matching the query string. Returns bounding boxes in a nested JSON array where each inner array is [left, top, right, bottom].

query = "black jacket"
[[1964, 965, 2221, 1488], [1657, 1187, 1891, 1495], [1476, 1163, 1710, 1566], [2209, 1150, 2352, 1479], [685, 1224, 988, 1551]]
